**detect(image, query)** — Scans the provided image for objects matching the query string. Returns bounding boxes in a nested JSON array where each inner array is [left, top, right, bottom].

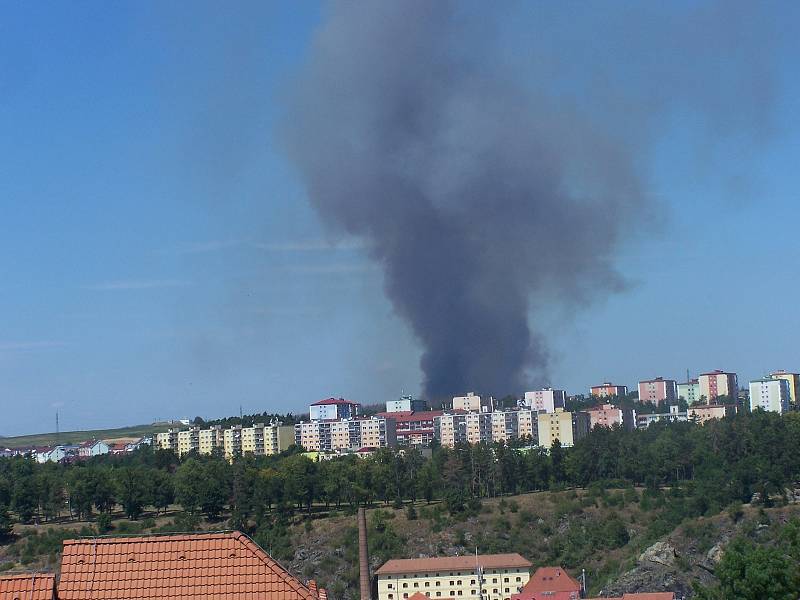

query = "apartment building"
[[749, 378, 791, 414], [771, 370, 800, 406], [688, 404, 737, 424], [386, 395, 428, 413], [177, 427, 200, 456], [294, 416, 397, 452], [585, 404, 635, 431], [589, 382, 628, 398], [698, 370, 738, 403], [155, 429, 179, 453], [677, 379, 700, 404], [452, 392, 493, 413], [376, 553, 532, 600], [376, 410, 442, 447], [309, 397, 361, 421], [637, 377, 677, 405], [224, 426, 243, 458], [434, 410, 539, 448], [199, 425, 224, 455], [536, 409, 590, 448], [522, 389, 566, 413]]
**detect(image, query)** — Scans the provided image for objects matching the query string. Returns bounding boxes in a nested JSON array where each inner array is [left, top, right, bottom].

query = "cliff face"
[[286, 494, 800, 600]]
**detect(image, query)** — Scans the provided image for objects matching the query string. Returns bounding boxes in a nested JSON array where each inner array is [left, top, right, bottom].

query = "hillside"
[[0, 424, 168, 448], [4, 488, 799, 598]]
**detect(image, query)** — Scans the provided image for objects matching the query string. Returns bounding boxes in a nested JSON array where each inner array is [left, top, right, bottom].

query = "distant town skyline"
[[2, 2, 800, 436]]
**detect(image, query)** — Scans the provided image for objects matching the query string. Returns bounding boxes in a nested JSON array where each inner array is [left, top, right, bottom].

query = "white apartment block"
[[522, 388, 566, 413], [294, 416, 397, 452], [376, 554, 532, 600], [750, 378, 790, 414]]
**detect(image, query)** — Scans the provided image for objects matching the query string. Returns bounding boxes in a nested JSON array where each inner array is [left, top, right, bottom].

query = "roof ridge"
[[231, 531, 317, 600], [64, 530, 239, 544]]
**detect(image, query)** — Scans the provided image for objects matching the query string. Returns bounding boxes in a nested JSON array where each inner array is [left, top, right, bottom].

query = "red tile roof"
[[376, 553, 531, 575], [0, 573, 55, 600], [517, 567, 580, 594], [311, 398, 359, 406], [58, 531, 323, 600]]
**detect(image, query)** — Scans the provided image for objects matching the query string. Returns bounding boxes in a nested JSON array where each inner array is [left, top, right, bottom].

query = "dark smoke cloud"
[[282, 1, 775, 400]]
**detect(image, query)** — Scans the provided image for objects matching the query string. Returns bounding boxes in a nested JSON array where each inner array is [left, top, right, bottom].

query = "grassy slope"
[[0, 424, 168, 448]]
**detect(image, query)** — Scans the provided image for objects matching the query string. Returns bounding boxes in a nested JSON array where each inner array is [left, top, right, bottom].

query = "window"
[[515, 578, 521, 582], [425, 583, 430, 588], [436, 594, 441, 597], [414, 583, 419, 588], [458, 580, 463, 585], [458, 592, 463, 597], [471, 580, 476, 585], [450, 582, 454, 586], [388, 584, 394, 589], [388, 596, 393, 599], [503, 578, 509, 583], [403, 595, 408, 599], [403, 584, 408, 589]]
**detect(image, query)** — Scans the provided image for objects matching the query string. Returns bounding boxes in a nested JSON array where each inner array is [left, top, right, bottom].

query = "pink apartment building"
[[698, 370, 739, 403], [637, 377, 677, 405], [586, 404, 635, 431]]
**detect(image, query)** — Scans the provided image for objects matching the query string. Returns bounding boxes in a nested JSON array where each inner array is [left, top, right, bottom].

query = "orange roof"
[[521, 567, 581, 593], [58, 531, 323, 600], [376, 554, 531, 575], [0, 573, 55, 600]]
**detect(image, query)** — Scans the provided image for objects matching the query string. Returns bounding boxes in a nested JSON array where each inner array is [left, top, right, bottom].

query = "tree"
[[696, 537, 800, 600], [174, 459, 204, 514], [114, 467, 152, 520], [150, 469, 175, 514], [0, 504, 13, 540]]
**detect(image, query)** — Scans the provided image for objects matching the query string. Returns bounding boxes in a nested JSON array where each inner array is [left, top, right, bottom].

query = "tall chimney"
[[358, 507, 371, 600]]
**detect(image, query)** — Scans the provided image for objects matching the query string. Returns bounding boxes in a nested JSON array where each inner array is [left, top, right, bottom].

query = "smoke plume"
[[282, 1, 774, 400]]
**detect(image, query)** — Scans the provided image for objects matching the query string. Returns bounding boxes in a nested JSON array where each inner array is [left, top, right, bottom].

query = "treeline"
[[2, 411, 799, 559], [192, 411, 302, 428]]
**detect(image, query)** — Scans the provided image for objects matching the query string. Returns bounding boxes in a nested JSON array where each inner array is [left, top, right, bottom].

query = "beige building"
[[155, 429, 179, 453], [698, 370, 738, 403], [688, 404, 736, 424], [537, 409, 590, 448], [199, 425, 224, 455], [452, 392, 488, 413], [376, 554, 532, 600], [177, 427, 200, 456], [771, 370, 800, 406]]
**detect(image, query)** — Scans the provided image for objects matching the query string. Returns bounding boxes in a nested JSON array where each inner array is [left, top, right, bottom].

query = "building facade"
[[636, 405, 687, 428], [698, 370, 738, 403], [377, 411, 442, 447], [677, 379, 700, 404], [585, 404, 635, 431], [749, 378, 790, 414], [294, 416, 397, 452], [376, 554, 532, 600], [688, 404, 736, 424], [386, 395, 428, 413], [452, 392, 492, 413], [309, 398, 361, 421], [637, 378, 677, 405], [589, 383, 628, 398], [434, 410, 538, 448], [522, 389, 566, 413], [536, 409, 590, 448], [770, 370, 800, 407]]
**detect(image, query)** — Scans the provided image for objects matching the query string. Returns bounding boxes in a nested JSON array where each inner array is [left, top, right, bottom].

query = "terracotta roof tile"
[[58, 531, 323, 600], [375, 554, 531, 575], [517, 567, 581, 594], [0, 573, 55, 600]]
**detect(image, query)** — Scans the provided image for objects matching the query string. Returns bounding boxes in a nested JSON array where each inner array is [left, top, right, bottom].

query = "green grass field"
[[0, 424, 170, 448]]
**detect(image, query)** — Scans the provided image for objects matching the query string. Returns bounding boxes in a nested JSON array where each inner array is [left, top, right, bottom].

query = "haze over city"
[[2, 1, 800, 436]]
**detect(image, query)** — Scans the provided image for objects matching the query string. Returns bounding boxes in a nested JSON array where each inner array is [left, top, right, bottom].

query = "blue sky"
[[1, 2, 798, 436]]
